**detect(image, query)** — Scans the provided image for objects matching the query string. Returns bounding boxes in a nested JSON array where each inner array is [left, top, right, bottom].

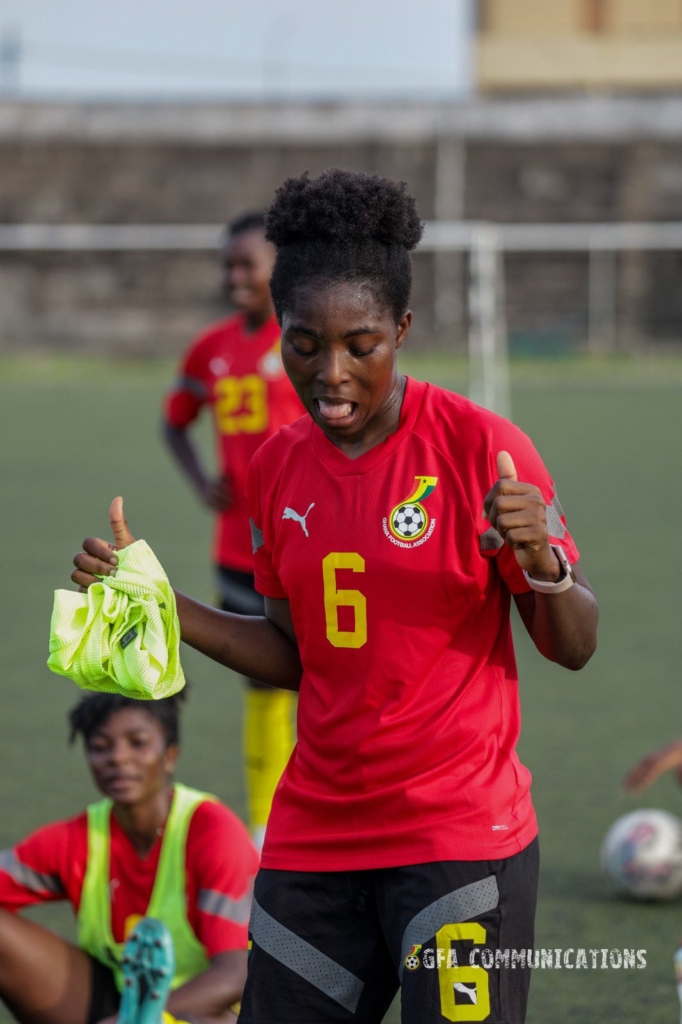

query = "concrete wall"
[[3, 96, 682, 356], [0, 102, 450, 355]]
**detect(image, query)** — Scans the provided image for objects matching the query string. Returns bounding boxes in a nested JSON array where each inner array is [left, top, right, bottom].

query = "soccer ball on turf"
[[601, 809, 682, 900], [391, 504, 426, 540]]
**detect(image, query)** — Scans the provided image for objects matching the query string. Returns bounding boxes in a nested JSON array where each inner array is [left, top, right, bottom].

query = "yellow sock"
[[163, 1011, 238, 1024], [244, 686, 296, 841]]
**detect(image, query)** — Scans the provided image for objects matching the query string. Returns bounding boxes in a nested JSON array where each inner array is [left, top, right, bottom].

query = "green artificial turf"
[[0, 353, 681, 1023]]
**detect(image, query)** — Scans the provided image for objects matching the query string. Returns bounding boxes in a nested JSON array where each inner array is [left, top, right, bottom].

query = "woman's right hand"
[[198, 474, 232, 513], [71, 496, 136, 590]]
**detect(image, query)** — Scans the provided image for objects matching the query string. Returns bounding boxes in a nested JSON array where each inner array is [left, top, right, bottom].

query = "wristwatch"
[[523, 545, 576, 594]]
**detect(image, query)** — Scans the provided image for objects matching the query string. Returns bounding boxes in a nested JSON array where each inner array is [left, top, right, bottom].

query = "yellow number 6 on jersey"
[[322, 553, 367, 649]]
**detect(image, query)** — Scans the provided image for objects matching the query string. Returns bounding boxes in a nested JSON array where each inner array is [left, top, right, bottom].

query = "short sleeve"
[[187, 802, 259, 956], [163, 337, 210, 429], [245, 453, 287, 600], [0, 821, 71, 911], [479, 421, 580, 595]]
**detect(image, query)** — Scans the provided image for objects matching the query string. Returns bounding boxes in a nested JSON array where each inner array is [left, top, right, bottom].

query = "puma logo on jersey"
[[282, 503, 315, 537]]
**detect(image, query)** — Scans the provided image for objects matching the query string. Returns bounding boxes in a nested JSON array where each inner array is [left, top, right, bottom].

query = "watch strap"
[[523, 545, 576, 594]]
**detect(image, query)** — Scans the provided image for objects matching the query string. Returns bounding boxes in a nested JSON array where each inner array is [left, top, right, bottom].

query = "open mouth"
[[314, 398, 358, 428]]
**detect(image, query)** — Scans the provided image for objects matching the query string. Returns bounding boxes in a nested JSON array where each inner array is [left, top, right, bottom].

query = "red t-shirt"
[[164, 314, 305, 572], [246, 377, 580, 871], [0, 795, 259, 956]]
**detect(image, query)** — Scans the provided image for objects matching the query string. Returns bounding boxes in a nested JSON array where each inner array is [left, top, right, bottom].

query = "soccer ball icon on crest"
[[403, 944, 422, 971], [388, 476, 438, 544], [391, 503, 427, 540]]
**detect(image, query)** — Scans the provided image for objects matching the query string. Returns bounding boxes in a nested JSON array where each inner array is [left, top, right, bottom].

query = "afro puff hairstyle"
[[266, 168, 423, 324]]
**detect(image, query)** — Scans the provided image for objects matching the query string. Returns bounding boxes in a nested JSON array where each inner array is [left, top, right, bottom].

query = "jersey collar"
[[235, 311, 279, 341], [309, 376, 426, 476]]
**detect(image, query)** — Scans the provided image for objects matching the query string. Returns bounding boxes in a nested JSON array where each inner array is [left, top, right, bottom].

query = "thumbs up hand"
[[109, 496, 135, 550], [495, 450, 517, 483], [483, 452, 561, 580], [71, 497, 136, 590]]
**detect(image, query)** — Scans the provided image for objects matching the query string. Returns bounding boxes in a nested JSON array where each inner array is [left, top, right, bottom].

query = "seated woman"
[[0, 690, 257, 1024]]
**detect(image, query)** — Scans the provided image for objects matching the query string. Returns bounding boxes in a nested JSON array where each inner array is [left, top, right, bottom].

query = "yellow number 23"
[[215, 374, 268, 435]]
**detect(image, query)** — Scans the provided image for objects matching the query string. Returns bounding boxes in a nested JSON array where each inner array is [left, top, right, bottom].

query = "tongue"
[[318, 400, 352, 421]]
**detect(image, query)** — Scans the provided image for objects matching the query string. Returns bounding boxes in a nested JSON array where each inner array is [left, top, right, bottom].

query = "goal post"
[[467, 224, 511, 420], [420, 219, 511, 419], [4, 219, 682, 420]]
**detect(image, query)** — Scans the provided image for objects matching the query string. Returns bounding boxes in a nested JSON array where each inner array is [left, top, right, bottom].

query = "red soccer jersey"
[[165, 314, 305, 572], [0, 792, 259, 955], [246, 377, 580, 871]]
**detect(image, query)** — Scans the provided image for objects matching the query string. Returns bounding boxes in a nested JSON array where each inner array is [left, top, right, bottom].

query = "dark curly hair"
[[69, 689, 188, 749], [227, 210, 266, 237], [266, 169, 423, 324]]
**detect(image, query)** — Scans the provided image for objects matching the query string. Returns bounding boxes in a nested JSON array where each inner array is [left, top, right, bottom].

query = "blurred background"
[[2, 2, 682, 1022], [4, 0, 682, 358]]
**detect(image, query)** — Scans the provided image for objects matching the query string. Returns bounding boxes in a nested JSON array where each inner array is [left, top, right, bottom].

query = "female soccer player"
[[72, 169, 599, 1024], [0, 692, 257, 1024], [163, 211, 304, 849]]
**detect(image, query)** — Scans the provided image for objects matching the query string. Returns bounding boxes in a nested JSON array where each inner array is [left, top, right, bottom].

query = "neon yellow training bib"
[[77, 783, 214, 991]]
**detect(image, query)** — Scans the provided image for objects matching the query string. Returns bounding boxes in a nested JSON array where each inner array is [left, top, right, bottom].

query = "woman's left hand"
[[483, 451, 560, 581], [623, 740, 682, 794]]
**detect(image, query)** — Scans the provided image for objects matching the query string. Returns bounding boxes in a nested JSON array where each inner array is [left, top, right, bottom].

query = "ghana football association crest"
[[404, 944, 422, 971], [383, 476, 438, 548]]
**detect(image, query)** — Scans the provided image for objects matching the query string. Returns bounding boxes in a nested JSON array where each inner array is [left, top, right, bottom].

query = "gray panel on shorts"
[[399, 875, 500, 980], [250, 897, 364, 1013]]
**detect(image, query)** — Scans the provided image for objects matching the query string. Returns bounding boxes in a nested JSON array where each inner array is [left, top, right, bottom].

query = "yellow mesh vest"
[[77, 783, 213, 991]]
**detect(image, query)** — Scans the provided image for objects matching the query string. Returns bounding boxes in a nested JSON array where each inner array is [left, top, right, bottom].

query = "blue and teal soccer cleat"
[[117, 918, 175, 1024]]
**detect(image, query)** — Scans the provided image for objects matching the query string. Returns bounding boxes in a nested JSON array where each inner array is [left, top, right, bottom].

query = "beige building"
[[477, 0, 682, 91]]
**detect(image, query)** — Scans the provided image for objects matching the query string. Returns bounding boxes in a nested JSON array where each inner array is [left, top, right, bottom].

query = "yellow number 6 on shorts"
[[436, 922, 491, 1022]]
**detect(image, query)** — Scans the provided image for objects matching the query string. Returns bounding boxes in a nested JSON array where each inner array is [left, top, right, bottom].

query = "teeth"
[[318, 400, 352, 421]]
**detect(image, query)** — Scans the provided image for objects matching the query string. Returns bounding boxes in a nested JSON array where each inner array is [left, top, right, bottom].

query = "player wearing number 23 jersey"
[[247, 375, 580, 872], [165, 312, 303, 573], [164, 215, 305, 849]]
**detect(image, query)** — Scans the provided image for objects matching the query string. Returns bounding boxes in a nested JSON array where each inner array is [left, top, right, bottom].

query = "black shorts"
[[216, 565, 265, 617], [87, 956, 120, 1024], [239, 838, 539, 1024]]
